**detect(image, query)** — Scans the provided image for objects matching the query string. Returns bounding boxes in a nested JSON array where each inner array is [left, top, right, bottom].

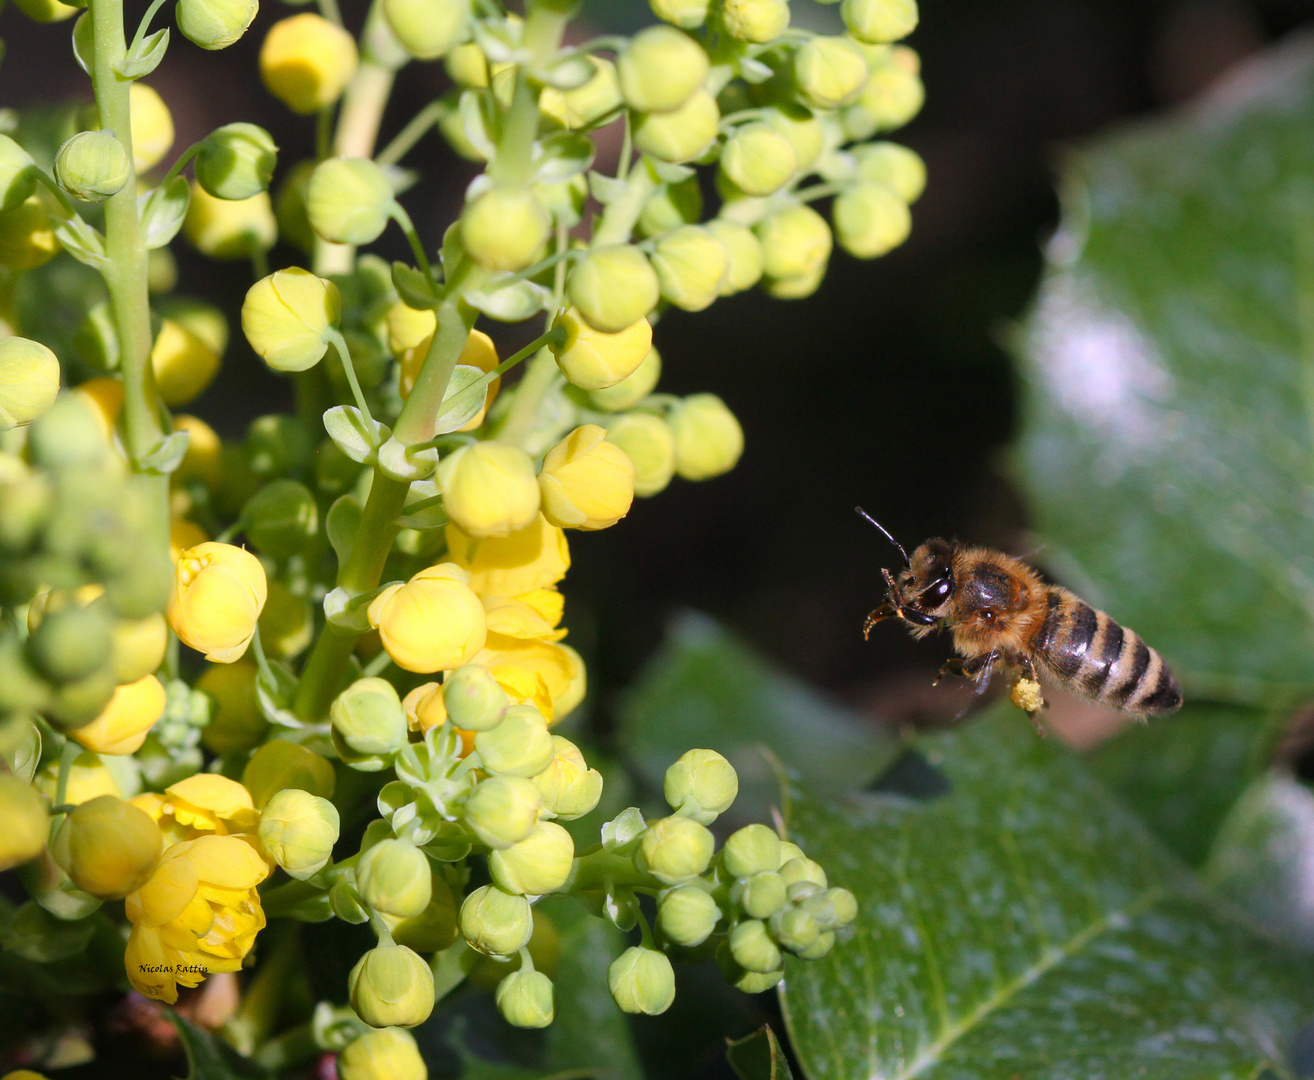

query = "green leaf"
[[534, 131, 596, 184], [51, 211, 106, 268], [618, 613, 897, 821], [1087, 702, 1278, 865], [727, 1025, 796, 1080], [114, 27, 168, 79], [391, 261, 441, 310], [137, 428, 190, 475], [169, 1011, 270, 1080], [467, 278, 552, 322], [71, 14, 94, 76], [326, 493, 363, 567], [780, 706, 1314, 1080], [1014, 39, 1314, 703], [138, 174, 189, 249], [459, 89, 500, 161], [323, 404, 387, 464], [432, 364, 489, 434]]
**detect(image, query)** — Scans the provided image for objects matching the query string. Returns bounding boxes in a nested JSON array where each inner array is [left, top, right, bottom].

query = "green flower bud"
[[461, 186, 550, 272], [55, 131, 129, 203], [765, 105, 824, 174], [258, 788, 339, 879], [606, 413, 674, 498], [769, 904, 820, 954], [532, 735, 603, 820], [496, 969, 554, 1028], [722, 824, 781, 879], [794, 36, 868, 109], [587, 346, 661, 412], [242, 267, 341, 373], [721, 123, 797, 197], [242, 737, 335, 809], [475, 705, 555, 777], [657, 884, 719, 946], [0, 474, 52, 553], [356, 838, 432, 918], [632, 88, 719, 163], [331, 678, 408, 768], [637, 178, 702, 239], [736, 870, 787, 919], [463, 775, 542, 849], [540, 57, 622, 130], [442, 664, 509, 731], [383, 0, 470, 60], [0, 338, 60, 431], [41, 674, 116, 732], [798, 885, 858, 931], [27, 602, 113, 684], [649, 0, 708, 29], [663, 748, 738, 824], [337, 1028, 426, 1080], [757, 203, 832, 282], [842, 0, 917, 44], [50, 795, 161, 899], [638, 816, 714, 885], [834, 180, 911, 258], [853, 141, 925, 201], [489, 821, 574, 895], [568, 245, 660, 334], [669, 393, 744, 482], [446, 41, 488, 87], [387, 874, 458, 952], [195, 123, 277, 201], [608, 946, 675, 1015], [651, 225, 729, 312], [716, 942, 782, 993], [705, 219, 764, 295], [244, 412, 315, 477], [729, 918, 781, 973], [0, 135, 37, 213], [0, 776, 47, 870], [348, 941, 435, 1028], [780, 856, 828, 890], [618, 25, 707, 113], [177, 0, 257, 48], [460, 884, 533, 955], [796, 930, 835, 959], [307, 157, 394, 246], [274, 160, 317, 252], [845, 45, 923, 136], [721, 0, 789, 43], [243, 479, 318, 559]]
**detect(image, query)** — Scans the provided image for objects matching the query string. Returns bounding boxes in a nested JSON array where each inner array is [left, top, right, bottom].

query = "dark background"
[[4, 0, 1310, 722]]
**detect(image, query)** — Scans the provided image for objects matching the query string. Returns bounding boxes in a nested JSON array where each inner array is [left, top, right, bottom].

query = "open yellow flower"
[[475, 636, 585, 724], [169, 542, 268, 662], [444, 515, 570, 598], [130, 773, 260, 846], [367, 563, 487, 674], [124, 834, 269, 1004]]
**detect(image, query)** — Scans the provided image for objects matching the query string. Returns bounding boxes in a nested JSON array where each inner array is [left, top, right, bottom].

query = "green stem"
[[591, 163, 657, 246], [617, 109, 632, 182], [431, 939, 470, 1002], [325, 329, 374, 424], [157, 141, 202, 191], [795, 181, 845, 204], [250, 624, 275, 688], [316, 0, 342, 26], [494, 347, 561, 449], [389, 203, 436, 286], [558, 847, 652, 895], [54, 740, 80, 808], [128, 0, 170, 52], [334, 58, 395, 160], [376, 99, 447, 167], [224, 923, 300, 1056], [315, 107, 334, 162]]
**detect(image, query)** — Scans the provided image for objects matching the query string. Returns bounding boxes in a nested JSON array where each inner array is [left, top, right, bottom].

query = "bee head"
[[893, 539, 956, 624]]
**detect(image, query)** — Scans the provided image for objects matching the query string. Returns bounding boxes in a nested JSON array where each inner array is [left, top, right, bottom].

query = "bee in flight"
[[856, 508, 1182, 725]]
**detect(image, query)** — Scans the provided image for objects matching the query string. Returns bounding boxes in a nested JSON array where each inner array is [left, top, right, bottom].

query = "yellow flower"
[[0, 337, 59, 431], [131, 773, 260, 846], [402, 681, 447, 733], [69, 674, 167, 756], [367, 563, 487, 674], [436, 441, 540, 539], [124, 834, 269, 1004], [35, 750, 125, 805], [551, 307, 652, 391], [151, 319, 221, 407], [538, 425, 634, 531], [0, 775, 48, 871], [444, 514, 570, 598], [169, 542, 268, 663], [260, 13, 359, 115], [184, 183, 277, 260], [493, 666, 555, 721], [73, 375, 124, 440], [0, 194, 60, 270], [130, 83, 174, 173], [481, 594, 566, 642], [198, 660, 268, 754], [50, 795, 162, 899], [173, 414, 223, 488], [400, 326, 500, 430], [476, 637, 585, 723], [170, 517, 209, 563], [241, 267, 340, 373]]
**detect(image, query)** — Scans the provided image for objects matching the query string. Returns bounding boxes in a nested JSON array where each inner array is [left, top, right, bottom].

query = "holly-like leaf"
[[169, 1011, 270, 1080], [780, 706, 1314, 1080], [1015, 38, 1314, 703], [138, 174, 189, 249]]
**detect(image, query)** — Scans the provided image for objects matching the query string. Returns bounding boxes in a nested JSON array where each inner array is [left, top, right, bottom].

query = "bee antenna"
[[855, 507, 910, 566]]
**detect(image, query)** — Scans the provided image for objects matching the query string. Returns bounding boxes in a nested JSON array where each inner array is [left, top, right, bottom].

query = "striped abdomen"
[[1031, 589, 1181, 714]]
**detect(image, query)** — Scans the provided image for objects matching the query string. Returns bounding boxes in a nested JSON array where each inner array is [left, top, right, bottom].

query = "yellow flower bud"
[[386, 874, 458, 952], [348, 941, 435, 1028], [242, 738, 336, 809], [338, 1028, 426, 1080], [587, 346, 660, 412], [367, 564, 486, 674], [274, 160, 317, 251], [0, 337, 59, 431], [608, 946, 675, 1015], [436, 441, 541, 539], [130, 84, 175, 172], [357, 837, 431, 916], [177, 0, 258, 49], [474, 704, 554, 778], [441, 664, 508, 731], [0, 776, 48, 870], [532, 735, 602, 820], [55, 131, 129, 202], [489, 820, 574, 895], [854, 141, 925, 202], [606, 413, 675, 498], [721, 0, 789, 42], [721, 123, 797, 197], [445, 514, 570, 597], [764, 264, 825, 300], [638, 815, 714, 884], [241, 267, 341, 372], [110, 611, 168, 684], [257, 580, 312, 661], [258, 788, 339, 879], [664, 748, 738, 824], [307, 157, 393, 246], [756, 203, 832, 282], [538, 424, 634, 531], [151, 319, 220, 406], [669, 393, 743, 482], [69, 674, 167, 756], [568, 245, 659, 334], [460, 884, 533, 955], [50, 795, 161, 899], [401, 681, 447, 733], [649, 0, 709, 28], [0, 135, 37, 213], [460, 186, 550, 272], [651, 225, 729, 312], [738, 870, 787, 918], [496, 969, 554, 1028], [173, 414, 223, 488], [197, 660, 267, 753], [383, 0, 470, 59], [848, 45, 923, 134], [632, 88, 719, 163], [618, 25, 708, 113], [0, 194, 60, 270], [386, 301, 436, 357], [35, 750, 126, 805], [699, 219, 760, 296], [794, 36, 869, 109], [833, 180, 911, 258], [400, 327, 500, 432], [446, 40, 488, 86], [168, 542, 268, 663], [657, 884, 719, 946], [13, 0, 79, 22], [163, 297, 230, 356], [842, 0, 918, 44], [551, 308, 652, 391], [184, 183, 277, 259], [722, 823, 781, 877], [539, 57, 622, 129], [196, 123, 277, 201], [261, 14, 359, 115], [463, 775, 542, 849]]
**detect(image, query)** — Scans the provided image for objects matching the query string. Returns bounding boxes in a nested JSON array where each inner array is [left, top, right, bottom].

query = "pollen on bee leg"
[[1009, 675, 1045, 717]]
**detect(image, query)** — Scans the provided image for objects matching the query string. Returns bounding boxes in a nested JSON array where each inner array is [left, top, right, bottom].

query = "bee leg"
[[862, 604, 896, 640], [1007, 654, 1049, 734], [933, 657, 968, 686], [966, 651, 998, 695]]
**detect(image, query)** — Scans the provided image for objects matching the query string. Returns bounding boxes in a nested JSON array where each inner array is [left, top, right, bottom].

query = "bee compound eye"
[[926, 577, 952, 605]]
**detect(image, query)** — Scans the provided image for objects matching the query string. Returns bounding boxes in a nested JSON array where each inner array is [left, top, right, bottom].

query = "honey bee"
[[856, 508, 1182, 723]]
